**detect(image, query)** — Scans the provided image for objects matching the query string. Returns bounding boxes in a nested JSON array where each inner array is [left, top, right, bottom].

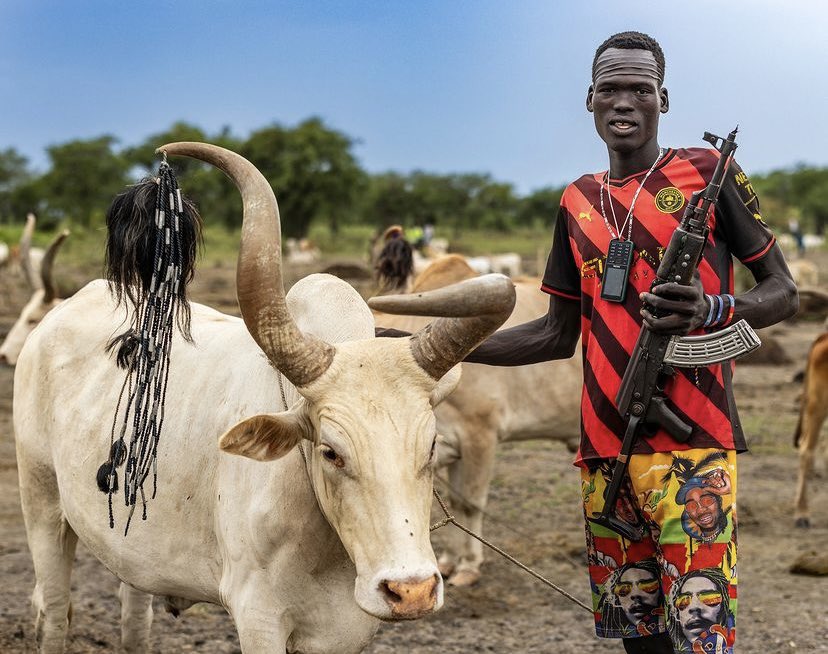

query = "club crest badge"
[[654, 187, 685, 214]]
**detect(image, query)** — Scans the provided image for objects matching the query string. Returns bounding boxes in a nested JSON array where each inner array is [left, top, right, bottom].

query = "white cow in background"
[[373, 255, 582, 586], [14, 143, 515, 653], [2, 213, 46, 288], [285, 237, 322, 265], [0, 228, 69, 365]]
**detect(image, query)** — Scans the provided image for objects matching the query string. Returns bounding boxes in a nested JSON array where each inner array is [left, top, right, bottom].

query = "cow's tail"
[[793, 407, 803, 448], [104, 164, 202, 343], [794, 357, 810, 449]]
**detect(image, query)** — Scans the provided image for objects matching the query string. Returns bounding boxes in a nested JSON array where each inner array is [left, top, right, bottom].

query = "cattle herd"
[[0, 144, 826, 653]]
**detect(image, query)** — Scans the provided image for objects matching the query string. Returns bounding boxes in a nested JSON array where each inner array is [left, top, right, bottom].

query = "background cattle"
[[13, 143, 516, 653], [0, 228, 69, 365], [793, 331, 828, 528], [372, 254, 582, 586]]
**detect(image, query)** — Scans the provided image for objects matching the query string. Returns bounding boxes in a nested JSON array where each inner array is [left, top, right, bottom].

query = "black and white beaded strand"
[[98, 159, 187, 534]]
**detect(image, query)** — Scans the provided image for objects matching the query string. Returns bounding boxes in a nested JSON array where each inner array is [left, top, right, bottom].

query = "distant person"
[[408, 224, 425, 251], [788, 217, 805, 257], [422, 222, 435, 248]]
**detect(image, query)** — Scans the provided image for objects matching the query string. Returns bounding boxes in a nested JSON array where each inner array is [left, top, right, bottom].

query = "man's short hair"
[[592, 31, 666, 85]]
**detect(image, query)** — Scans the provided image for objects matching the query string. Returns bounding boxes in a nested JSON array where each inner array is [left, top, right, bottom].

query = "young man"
[[463, 31, 798, 654]]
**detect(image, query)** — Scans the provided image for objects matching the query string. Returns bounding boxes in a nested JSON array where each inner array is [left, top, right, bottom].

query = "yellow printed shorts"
[[581, 448, 738, 653]]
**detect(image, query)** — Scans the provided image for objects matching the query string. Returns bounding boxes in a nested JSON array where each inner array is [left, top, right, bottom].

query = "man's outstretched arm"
[[463, 293, 581, 366]]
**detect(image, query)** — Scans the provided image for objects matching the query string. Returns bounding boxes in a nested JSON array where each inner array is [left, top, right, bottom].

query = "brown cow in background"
[[793, 331, 828, 528]]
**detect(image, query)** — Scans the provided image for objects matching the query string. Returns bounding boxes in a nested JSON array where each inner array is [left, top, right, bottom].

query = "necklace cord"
[[599, 148, 664, 241]]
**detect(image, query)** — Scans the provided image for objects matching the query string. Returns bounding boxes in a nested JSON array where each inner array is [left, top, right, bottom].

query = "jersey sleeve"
[[541, 206, 581, 300], [714, 159, 776, 264]]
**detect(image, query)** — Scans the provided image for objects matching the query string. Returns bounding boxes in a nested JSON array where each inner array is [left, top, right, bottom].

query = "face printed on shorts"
[[582, 449, 738, 651], [684, 487, 722, 533], [614, 567, 661, 624], [674, 575, 725, 642]]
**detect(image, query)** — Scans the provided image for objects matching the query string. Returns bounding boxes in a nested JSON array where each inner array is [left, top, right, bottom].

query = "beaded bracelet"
[[703, 293, 736, 328]]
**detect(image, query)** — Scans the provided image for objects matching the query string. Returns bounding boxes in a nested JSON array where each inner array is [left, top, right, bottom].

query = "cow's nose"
[[380, 574, 440, 619]]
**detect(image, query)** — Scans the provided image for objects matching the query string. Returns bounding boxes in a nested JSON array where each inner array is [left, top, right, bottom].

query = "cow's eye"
[[321, 445, 344, 468]]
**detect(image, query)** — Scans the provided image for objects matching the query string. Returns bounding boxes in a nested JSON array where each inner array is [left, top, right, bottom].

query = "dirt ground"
[[1, 256, 827, 653]]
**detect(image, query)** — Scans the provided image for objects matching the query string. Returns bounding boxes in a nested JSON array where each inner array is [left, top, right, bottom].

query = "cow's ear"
[[219, 410, 312, 462], [430, 364, 461, 406]]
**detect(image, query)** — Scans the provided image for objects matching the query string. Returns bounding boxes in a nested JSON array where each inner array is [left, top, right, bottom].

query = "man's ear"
[[660, 87, 669, 114], [219, 406, 312, 462], [586, 85, 595, 112]]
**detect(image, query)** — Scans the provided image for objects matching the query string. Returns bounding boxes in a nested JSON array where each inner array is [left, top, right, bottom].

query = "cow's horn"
[[19, 213, 40, 291], [157, 142, 335, 387], [369, 274, 516, 379], [40, 229, 69, 303]]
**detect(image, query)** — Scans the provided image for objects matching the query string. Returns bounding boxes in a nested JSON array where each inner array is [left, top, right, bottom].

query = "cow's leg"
[[119, 583, 153, 653], [794, 387, 827, 528], [434, 433, 462, 578], [228, 599, 289, 653], [443, 427, 497, 587], [19, 465, 78, 654]]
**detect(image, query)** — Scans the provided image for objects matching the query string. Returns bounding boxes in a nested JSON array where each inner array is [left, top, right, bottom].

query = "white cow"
[[0, 228, 69, 365], [372, 255, 582, 586], [14, 143, 516, 653]]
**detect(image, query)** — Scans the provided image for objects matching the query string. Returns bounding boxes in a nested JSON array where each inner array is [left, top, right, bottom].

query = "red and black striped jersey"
[[542, 147, 775, 467]]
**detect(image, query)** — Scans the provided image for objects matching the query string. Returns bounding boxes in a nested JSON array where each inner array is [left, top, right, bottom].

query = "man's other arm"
[[463, 293, 581, 366]]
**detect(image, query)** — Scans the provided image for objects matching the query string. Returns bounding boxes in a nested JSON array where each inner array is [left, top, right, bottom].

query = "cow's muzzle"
[[379, 573, 441, 620]]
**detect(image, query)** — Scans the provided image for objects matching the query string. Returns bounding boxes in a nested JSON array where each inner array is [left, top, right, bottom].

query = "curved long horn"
[[40, 229, 70, 303], [156, 142, 334, 388], [19, 213, 39, 290], [369, 274, 516, 379]]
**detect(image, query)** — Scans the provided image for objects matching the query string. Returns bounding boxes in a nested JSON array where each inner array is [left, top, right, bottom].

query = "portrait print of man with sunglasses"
[[676, 467, 732, 542], [668, 569, 734, 652], [599, 561, 664, 637]]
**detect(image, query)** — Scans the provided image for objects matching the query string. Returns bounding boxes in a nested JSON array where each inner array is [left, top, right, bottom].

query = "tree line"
[[0, 118, 825, 238]]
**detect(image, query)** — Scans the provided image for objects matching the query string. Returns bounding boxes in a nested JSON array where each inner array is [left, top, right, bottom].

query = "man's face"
[[587, 48, 668, 155], [614, 567, 660, 624], [675, 576, 724, 641], [684, 487, 721, 534]]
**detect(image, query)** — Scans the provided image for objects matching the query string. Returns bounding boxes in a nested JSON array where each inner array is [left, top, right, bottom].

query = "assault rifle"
[[588, 128, 761, 541]]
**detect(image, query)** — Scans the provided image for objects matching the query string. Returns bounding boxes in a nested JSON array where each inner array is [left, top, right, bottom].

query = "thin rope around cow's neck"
[[107, 162, 186, 534]]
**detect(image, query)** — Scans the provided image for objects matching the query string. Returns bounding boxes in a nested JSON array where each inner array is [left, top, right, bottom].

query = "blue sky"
[[1, 0, 825, 194]]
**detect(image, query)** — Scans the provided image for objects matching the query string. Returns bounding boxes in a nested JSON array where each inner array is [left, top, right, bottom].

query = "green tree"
[[123, 122, 244, 229], [0, 148, 33, 224], [516, 186, 564, 229], [39, 136, 129, 228], [470, 181, 518, 231], [241, 117, 365, 237], [363, 173, 417, 228]]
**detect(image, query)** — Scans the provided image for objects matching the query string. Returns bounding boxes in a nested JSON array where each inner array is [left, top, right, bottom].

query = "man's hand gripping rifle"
[[588, 128, 761, 541]]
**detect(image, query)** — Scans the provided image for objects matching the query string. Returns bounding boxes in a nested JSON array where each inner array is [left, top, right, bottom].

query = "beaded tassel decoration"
[[97, 159, 192, 534]]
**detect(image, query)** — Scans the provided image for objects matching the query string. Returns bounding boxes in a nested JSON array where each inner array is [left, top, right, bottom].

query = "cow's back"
[[13, 279, 278, 601]]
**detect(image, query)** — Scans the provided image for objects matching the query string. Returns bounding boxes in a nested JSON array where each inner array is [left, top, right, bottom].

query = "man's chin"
[[601, 135, 644, 154], [684, 619, 714, 638], [629, 606, 652, 620]]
